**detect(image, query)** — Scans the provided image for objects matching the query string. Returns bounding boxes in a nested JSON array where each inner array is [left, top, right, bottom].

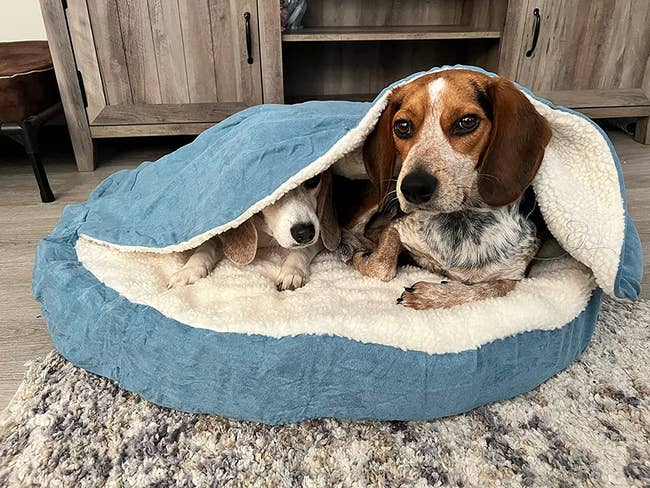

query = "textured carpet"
[[1, 298, 649, 487]]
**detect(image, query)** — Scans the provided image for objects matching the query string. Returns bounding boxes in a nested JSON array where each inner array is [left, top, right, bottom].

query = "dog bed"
[[32, 66, 642, 424]]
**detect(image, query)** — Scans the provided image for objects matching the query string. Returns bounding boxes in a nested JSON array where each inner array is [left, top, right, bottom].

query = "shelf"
[[282, 25, 502, 42], [535, 89, 650, 118], [285, 93, 376, 104]]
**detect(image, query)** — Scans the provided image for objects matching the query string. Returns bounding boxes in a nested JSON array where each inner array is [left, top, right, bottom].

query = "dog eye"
[[393, 119, 413, 139], [303, 174, 321, 189], [452, 114, 480, 135]]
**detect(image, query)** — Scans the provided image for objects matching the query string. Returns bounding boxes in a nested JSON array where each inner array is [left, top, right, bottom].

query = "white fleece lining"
[[526, 97, 625, 296], [78, 67, 626, 296], [77, 236, 596, 355]]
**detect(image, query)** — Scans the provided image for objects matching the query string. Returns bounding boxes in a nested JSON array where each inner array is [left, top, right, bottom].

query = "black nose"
[[400, 171, 438, 204], [290, 223, 315, 244]]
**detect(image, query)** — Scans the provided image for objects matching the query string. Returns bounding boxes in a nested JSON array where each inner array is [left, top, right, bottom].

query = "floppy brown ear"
[[220, 220, 258, 265], [317, 170, 341, 251], [478, 77, 552, 207], [363, 90, 401, 208]]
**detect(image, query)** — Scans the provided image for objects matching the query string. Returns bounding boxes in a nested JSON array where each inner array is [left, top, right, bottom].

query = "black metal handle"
[[525, 8, 541, 57], [244, 12, 253, 64]]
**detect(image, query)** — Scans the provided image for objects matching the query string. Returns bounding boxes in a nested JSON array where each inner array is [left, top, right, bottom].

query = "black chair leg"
[[21, 117, 55, 203], [1, 113, 56, 203], [27, 150, 55, 203]]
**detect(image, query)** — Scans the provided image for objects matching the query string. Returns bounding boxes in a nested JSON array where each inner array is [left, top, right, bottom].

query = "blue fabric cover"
[[78, 102, 368, 249], [32, 66, 641, 423]]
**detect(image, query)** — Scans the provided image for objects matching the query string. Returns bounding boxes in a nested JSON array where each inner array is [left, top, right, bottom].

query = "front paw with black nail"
[[397, 280, 461, 310]]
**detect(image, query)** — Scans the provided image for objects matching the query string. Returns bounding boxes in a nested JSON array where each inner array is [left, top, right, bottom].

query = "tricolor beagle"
[[344, 69, 552, 309]]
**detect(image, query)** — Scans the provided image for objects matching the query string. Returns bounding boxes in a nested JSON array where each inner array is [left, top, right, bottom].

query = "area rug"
[[1, 298, 649, 487]]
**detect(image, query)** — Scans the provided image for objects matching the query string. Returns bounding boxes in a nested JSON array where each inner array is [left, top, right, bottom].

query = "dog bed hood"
[[74, 66, 641, 300]]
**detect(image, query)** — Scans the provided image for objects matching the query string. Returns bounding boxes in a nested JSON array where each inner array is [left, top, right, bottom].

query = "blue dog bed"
[[33, 66, 642, 424]]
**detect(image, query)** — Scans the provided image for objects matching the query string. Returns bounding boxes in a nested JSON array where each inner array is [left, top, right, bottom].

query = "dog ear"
[[317, 170, 341, 251], [478, 77, 552, 207], [220, 220, 258, 265], [363, 90, 401, 209]]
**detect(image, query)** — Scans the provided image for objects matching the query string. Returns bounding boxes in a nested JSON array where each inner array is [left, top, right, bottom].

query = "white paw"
[[276, 267, 307, 291], [167, 265, 211, 288]]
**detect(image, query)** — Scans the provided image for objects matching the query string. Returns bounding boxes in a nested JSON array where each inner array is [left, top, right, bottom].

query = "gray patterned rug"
[[1, 298, 649, 487]]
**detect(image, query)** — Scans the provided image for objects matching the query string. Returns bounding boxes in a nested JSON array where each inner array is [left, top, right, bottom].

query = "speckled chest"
[[394, 206, 539, 273]]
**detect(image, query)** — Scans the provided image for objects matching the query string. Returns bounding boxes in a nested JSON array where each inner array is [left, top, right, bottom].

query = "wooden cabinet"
[[499, 0, 650, 142], [43, 0, 650, 171], [40, 0, 282, 170]]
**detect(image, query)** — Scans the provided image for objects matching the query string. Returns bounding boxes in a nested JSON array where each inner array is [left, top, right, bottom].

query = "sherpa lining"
[[77, 237, 596, 355]]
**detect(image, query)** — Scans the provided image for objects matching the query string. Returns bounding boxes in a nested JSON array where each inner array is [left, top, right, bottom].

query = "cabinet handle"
[[244, 12, 253, 64], [525, 8, 541, 57]]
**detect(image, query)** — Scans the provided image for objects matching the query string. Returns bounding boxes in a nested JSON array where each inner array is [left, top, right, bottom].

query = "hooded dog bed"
[[33, 66, 642, 424]]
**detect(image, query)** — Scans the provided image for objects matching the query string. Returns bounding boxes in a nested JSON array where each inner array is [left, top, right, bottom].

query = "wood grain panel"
[[90, 122, 214, 137], [86, 0, 132, 105], [565, 107, 650, 118], [624, 0, 650, 91], [515, 0, 650, 92], [461, 0, 508, 30], [39, 0, 95, 171], [281, 26, 502, 42], [92, 102, 246, 125], [148, 0, 190, 103], [178, 0, 218, 102], [498, 0, 527, 78], [207, 0, 262, 104], [65, 0, 106, 122], [257, 0, 283, 103], [116, 0, 162, 104], [209, 0, 239, 102], [536, 89, 650, 108], [302, 0, 464, 27]]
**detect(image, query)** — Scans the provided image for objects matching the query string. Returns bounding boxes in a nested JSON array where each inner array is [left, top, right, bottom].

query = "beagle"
[[345, 69, 552, 309], [168, 171, 340, 291]]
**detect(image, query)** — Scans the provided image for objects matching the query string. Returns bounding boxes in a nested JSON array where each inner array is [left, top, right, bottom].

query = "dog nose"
[[400, 171, 438, 204], [290, 223, 315, 244]]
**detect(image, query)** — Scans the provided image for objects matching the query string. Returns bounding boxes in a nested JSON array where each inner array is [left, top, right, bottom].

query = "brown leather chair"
[[1, 41, 61, 202]]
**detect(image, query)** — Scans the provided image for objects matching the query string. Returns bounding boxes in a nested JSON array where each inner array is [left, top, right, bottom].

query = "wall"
[[0, 0, 46, 42]]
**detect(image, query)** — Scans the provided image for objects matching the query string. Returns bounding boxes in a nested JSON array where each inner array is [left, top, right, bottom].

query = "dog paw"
[[167, 265, 210, 288], [397, 281, 456, 310], [276, 267, 307, 291]]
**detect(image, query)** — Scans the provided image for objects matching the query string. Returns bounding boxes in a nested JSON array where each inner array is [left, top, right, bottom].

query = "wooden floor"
[[0, 129, 648, 409]]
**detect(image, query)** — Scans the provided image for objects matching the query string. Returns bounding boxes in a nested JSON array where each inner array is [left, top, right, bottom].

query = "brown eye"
[[304, 174, 321, 189], [393, 119, 413, 139], [452, 114, 480, 135]]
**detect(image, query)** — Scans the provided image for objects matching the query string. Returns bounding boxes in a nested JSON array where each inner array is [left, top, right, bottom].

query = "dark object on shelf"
[[282, 0, 307, 31], [0, 41, 59, 202]]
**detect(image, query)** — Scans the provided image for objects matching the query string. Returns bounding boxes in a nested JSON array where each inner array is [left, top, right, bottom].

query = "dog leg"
[[398, 279, 517, 310], [276, 241, 323, 291], [352, 226, 401, 282], [167, 238, 222, 288]]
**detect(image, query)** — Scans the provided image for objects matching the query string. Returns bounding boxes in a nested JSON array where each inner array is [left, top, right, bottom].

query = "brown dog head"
[[363, 69, 552, 213]]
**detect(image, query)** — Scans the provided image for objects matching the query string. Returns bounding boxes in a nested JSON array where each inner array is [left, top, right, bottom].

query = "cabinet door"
[[500, 0, 650, 111], [65, 0, 262, 135]]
